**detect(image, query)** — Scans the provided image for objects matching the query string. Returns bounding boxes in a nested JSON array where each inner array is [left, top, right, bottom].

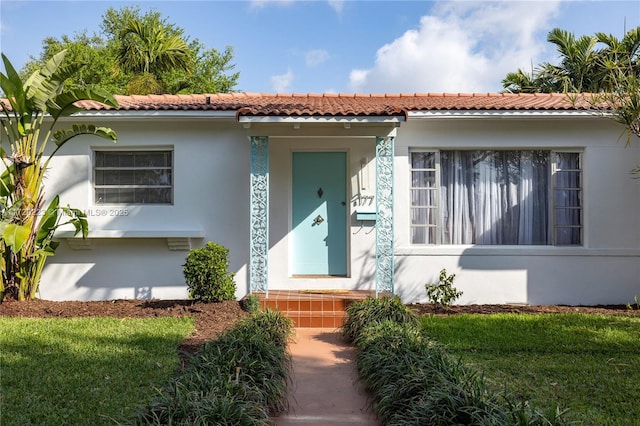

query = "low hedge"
[[128, 309, 294, 425], [343, 297, 571, 426], [342, 295, 418, 343]]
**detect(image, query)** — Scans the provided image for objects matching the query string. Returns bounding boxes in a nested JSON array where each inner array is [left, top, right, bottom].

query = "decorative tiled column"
[[249, 136, 269, 295], [375, 136, 395, 296]]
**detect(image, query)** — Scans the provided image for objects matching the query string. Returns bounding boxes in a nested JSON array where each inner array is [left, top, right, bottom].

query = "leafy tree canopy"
[[22, 6, 239, 95]]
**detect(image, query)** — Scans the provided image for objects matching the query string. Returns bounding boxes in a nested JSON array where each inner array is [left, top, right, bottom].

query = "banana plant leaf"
[[53, 124, 117, 148], [2, 223, 30, 251], [36, 195, 60, 246]]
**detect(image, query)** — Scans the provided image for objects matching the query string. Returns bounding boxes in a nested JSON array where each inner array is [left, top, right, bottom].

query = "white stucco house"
[[27, 92, 639, 305]]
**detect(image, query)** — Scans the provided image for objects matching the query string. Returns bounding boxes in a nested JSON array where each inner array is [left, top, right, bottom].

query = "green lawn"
[[420, 313, 640, 426], [1, 316, 194, 426]]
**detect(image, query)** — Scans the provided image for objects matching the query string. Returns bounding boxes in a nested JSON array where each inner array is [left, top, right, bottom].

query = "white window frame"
[[93, 148, 174, 205], [409, 150, 441, 244], [409, 149, 583, 246], [551, 151, 583, 245]]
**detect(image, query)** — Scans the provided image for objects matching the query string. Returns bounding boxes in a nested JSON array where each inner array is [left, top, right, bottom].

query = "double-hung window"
[[410, 150, 582, 245], [94, 150, 173, 204]]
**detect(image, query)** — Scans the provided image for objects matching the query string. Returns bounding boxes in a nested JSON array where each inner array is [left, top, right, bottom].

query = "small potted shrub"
[[183, 242, 236, 302]]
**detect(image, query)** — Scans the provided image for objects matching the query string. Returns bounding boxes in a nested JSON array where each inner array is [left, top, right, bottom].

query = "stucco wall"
[[393, 117, 640, 305], [40, 118, 251, 301], [31, 114, 640, 305]]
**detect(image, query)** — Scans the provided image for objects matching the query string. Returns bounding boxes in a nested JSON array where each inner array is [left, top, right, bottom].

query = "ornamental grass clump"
[[351, 319, 572, 425], [342, 295, 418, 343], [129, 310, 294, 425]]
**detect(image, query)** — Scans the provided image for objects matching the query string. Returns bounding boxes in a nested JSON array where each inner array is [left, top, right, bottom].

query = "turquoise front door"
[[292, 152, 347, 275]]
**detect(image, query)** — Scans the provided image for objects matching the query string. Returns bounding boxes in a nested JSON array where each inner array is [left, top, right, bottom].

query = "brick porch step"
[[250, 290, 378, 328]]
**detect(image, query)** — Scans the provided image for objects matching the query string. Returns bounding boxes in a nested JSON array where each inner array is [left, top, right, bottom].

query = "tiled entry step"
[[251, 290, 377, 328]]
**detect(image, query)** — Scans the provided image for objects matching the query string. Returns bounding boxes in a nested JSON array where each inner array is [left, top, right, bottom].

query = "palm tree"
[[117, 19, 192, 95], [540, 28, 602, 92], [504, 29, 602, 93], [1, 50, 118, 301], [502, 28, 640, 94], [594, 28, 640, 90]]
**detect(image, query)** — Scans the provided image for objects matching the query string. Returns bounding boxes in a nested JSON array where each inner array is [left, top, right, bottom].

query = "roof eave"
[[237, 115, 406, 124], [408, 110, 604, 119], [67, 110, 238, 120]]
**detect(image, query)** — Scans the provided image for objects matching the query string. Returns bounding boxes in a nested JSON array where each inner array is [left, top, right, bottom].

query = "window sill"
[[55, 229, 204, 251], [396, 246, 640, 257]]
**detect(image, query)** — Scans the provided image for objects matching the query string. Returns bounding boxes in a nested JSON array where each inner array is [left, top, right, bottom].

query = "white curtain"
[[439, 150, 550, 245]]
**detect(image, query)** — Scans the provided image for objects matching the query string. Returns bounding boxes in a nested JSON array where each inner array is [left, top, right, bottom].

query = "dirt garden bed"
[[1, 298, 638, 354]]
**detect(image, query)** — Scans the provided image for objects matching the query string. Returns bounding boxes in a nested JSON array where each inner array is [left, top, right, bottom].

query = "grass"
[[1, 316, 194, 426], [420, 313, 640, 425]]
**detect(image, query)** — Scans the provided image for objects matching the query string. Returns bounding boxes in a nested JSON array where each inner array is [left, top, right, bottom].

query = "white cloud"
[[271, 69, 294, 92], [305, 49, 330, 67], [348, 1, 561, 93], [328, 0, 344, 14]]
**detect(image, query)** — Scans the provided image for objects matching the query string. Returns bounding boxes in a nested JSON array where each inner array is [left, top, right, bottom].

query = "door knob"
[[313, 215, 325, 225]]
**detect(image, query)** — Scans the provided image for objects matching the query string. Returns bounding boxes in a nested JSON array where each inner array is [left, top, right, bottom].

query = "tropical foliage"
[[117, 17, 192, 95], [21, 6, 239, 95], [503, 27, 640, 168], [0, 50, 118, 301], [502, 27, 639, 94]]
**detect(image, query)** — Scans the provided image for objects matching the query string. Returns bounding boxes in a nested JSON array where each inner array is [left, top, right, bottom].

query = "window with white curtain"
[[94, 150, 173, 204], [410, 150, 582, 245]]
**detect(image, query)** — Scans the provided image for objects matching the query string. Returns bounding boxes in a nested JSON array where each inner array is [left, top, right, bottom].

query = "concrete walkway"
[[274, 328, 379, 426]]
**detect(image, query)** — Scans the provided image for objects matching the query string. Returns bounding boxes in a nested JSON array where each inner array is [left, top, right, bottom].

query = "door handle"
[[313, 215, 324, 225]]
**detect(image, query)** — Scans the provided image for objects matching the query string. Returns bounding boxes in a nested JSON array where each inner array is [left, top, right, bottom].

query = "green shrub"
[[243, 293, 261, 313], [183, 242, 236, 302], [130, 310, 294, 424], [232, 308, 295, 348], [352, 320, 572, 425], [342, 296, 418, 343], [425, 268, 463, 307], [130, 380, 271, 425]]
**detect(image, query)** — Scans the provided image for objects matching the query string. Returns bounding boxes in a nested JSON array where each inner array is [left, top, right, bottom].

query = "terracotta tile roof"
[[71, 92, 594, 117], [0, 93, 596, 116]]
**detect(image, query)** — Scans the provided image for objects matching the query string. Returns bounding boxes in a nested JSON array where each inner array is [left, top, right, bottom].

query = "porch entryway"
[[248, 132, 396, 297]]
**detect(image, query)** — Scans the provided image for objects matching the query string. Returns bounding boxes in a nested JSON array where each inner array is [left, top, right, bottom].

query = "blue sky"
[[1, 0, 639, 94]]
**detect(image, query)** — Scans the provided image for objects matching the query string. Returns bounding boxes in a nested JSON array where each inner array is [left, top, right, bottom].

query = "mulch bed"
[[1, 298, 638, 355], [409, 303, 640, 316]]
